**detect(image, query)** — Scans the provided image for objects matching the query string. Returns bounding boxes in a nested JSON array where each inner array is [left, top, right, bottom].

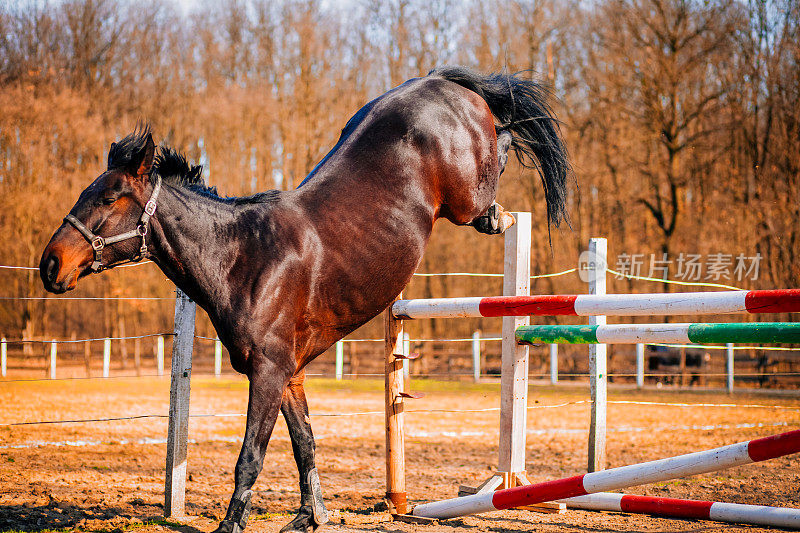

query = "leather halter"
[[64, 175, 162, 272]]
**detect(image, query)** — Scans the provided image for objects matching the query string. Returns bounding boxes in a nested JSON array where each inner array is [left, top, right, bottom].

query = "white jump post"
[[49, 340, 57, 379], [335, 341, 344, 380], [726, 342, 734, 393], [472, 330, 481, 383], [214, 338, 222, 377], [549, 344, 558, 384], [497, 212, 531, 488], [103, 338, 111, 378], [1, 336, 6, 377], [385, 293, 407, 514], [636, 343, 644, 388], [587, 237, 607, 472], [157, 336, 165, 376], [165, 288, 197, 518]]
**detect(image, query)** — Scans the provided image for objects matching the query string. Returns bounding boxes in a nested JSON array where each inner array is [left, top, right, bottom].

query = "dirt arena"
[[1, 376, 799, 533]]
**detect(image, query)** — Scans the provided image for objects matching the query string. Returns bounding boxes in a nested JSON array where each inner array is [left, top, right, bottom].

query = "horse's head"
[[40, 127, 159, 293]]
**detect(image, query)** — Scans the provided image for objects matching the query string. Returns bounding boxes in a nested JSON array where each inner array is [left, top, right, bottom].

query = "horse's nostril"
[[45, 255, 59, 284]]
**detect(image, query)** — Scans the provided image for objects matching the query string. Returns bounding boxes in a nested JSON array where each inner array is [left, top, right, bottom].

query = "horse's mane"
[[110, 127, 279, 205]]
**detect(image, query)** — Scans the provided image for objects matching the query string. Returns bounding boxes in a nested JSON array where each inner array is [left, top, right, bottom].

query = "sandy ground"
[[0, 376, 799, 533]]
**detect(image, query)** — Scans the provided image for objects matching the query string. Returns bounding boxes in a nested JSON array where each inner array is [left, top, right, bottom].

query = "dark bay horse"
[[39, 67, 570, 533]]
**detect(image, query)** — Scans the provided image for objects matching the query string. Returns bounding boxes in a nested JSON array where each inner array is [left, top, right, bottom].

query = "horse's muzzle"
[[39, 234, 87, 293], [40, 252, 75, 293]]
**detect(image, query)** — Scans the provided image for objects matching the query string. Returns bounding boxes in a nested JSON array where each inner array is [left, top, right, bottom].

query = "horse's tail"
[[429, 66, 571, 228]]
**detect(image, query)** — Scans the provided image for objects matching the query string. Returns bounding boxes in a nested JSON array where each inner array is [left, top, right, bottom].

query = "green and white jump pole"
[[515, 323, 800, 345]]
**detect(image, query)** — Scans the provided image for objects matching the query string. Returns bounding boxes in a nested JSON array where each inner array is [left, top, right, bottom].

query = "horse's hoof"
[[472, 203, 515, 235], [279, 507, 321, 533], [212, 519, 242, 533], [498, 210, 516, 233], [280, 511, 319, 533]]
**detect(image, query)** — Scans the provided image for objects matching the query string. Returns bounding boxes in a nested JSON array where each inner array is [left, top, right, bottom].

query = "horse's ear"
[[132, 133, 156, 178], [107, 142, 117, 169]]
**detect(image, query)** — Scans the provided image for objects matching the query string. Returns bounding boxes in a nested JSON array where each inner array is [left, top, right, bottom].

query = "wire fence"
[[1, 262, 797, 386], [2, 333, 172, 344], [3, 397, 798, 428]]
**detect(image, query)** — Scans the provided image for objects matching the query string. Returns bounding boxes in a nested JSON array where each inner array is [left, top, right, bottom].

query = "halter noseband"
[[64, 175, 162, 273]]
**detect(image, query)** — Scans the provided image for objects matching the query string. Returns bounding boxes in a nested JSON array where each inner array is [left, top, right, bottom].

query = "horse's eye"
[[103, 197, 116, 205]]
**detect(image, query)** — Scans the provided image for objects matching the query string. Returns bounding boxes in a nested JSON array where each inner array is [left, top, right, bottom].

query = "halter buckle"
[[144, 199, 157, 216], [91, 236, 105, 251]]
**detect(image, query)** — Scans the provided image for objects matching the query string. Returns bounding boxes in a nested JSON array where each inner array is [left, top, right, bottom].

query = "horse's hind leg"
[[214, 349, 292, 533], [279, 376, 328, 533], [471, 130, 516, 235]]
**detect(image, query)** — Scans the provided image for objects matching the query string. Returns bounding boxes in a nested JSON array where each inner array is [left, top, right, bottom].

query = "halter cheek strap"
[[64, 175, 162, 273]]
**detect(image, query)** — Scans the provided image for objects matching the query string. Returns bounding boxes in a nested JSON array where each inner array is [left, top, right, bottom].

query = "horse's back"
[[301, 75, 499, 222]]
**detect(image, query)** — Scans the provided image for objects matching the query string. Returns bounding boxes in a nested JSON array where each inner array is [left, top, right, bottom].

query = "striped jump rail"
[[559, 492, 800, 529], [392, 289, 800, 319], [411, 429, 800, 519], [515, 322, 800, 345]]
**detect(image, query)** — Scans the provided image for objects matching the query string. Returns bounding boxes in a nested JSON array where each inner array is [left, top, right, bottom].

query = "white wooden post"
[[1, 337, 6, 377], [498, 212, 531, 476], [549, 344, 558, 384], [403, 332, 411, 380], [587, 237, 607, 472], [726, 343, 734, 393], [472, 330, 481, 383], [103, 338, 111, 378], [214, 339, 222, 377], [157, 336, 165, 376], [165, 288, 196, 517], [636, 343, 645, 389], [335, 341, 344, 380], [49, 340, 57, 379]]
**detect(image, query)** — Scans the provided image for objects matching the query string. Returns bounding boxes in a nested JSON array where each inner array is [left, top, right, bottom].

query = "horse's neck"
[[148, 185, 234, 305]]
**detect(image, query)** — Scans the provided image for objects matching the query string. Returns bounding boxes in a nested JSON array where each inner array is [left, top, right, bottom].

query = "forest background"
[[0, 0, 798, 359]]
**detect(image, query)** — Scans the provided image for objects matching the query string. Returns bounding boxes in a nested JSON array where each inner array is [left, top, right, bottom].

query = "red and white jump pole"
[[559, 492, 800, 529], [392, 289, 800, 319], [411, 429, 800, 519]]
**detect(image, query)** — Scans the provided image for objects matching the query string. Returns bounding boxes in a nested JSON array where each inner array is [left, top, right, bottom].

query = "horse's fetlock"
[[222, 489, 252, 532]]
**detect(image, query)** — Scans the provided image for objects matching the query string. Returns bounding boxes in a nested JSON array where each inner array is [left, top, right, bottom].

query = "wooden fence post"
[[402, 332, 411, 380], [549, 344, 558, 384], [335, 341, 344, 380], [636, 343, 644, 389], [157, 336, 165, 376], [103, 338, 111, 378], [214, 339, 222, 377], [587, 237, 607, 472], [49, 340, 57, 379], [165, 288, 197, 518], [472, 330, 481, 383], [385, 294, 407, 514]]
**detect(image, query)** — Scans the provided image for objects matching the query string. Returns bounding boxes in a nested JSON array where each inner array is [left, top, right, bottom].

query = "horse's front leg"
[[214, 347, 293, 533], [279, 374, 328, 532]]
